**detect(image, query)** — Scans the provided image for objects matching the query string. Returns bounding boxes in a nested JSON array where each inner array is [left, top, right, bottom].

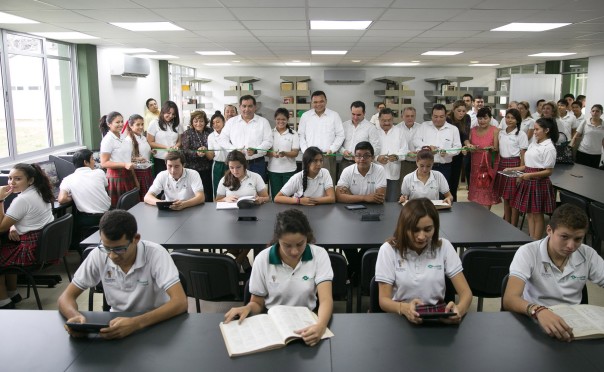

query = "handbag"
[[476, 151, 493, 189], [555, 133, 574, 165]]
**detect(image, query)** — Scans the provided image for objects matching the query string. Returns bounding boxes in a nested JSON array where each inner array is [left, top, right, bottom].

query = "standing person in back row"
[[218, 95, 273, 182], [298, 91, 345, 183], [339, 101, 381, 178]]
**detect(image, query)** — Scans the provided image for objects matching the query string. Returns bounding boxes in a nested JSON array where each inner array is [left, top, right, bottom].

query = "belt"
[[79, 212, 105, 217]]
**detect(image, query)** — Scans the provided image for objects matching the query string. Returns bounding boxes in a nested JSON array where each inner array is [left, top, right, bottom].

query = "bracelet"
[[526, 303, 536, 317], [531, 305, 549, 319], [296, 196, 300, 205]]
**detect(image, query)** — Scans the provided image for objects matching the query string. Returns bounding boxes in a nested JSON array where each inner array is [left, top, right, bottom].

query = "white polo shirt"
[[208, 131, 226, 162], [249, 244, 333, 310], [147, 119, 183, 160], [218, 114, 273, 161], [337, 163, 387, 195], [376, 125, 409, 180], [268, 127, 299, 173], [509, 237, 604, 306], [73, 240, 180, 312], [100, 131, 132, 163], [555, 118, 572, 143], [401, 170, 450, 200], [560, 112, 578, 131], [148, 168, 204, 201], [125, 133, 152, 161], [216, 170, 266, 198], [524, 139, 556, 168], [340, 119, 381, 157], [520, 118, 535, 135], [412, 122, 461, 164], [573, 113, 586, 131], [577, 120, 604, 155], [280, 168, 333, 198], [6, 186, 54, 234], [298, 108, 345, 153], [375, 239, 463, 305], [498, 129, 529, 158], [60, 167, 110, 214]]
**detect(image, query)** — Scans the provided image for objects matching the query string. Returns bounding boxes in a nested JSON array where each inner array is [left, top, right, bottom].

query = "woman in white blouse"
[[125, 114, 153, 201], [399, 147, 453, 205], [147, 100, 182, 175], [267, 108, 300, 200], [570, 104, 604, 169], [517, 101, 535, 141], [216, 150, 270, 204]]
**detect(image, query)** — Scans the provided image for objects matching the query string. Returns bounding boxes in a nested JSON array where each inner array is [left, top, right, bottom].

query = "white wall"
[[586, 55, 604, 111], [97, 48, 161, 119]]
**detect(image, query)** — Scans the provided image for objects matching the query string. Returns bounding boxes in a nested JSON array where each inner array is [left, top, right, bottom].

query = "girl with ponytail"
[[208, 110, 227, 198], [267, 108, 300, 200], [125, 114, 153, 201]]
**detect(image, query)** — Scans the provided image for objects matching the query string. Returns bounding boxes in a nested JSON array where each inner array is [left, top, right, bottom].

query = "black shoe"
[[0, 301, 15, 309], [11, 293, 22, 304]]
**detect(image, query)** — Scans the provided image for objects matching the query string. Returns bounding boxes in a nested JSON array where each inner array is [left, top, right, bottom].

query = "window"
[[0, 31, 79, 163]]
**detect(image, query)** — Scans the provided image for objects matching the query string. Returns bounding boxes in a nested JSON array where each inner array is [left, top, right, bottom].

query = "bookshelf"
[[279, 76, 311, 130], [224, 76, 261, 112], [181, 77, 211, 112], [373, 76, 415, 119], [423, 77, 473, 121]]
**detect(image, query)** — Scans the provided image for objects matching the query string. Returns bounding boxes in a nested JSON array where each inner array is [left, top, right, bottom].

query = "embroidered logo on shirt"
[[137, 279, 149, 286], [104, 269, 116, 283], [427, 264, 442, 270], [570, 275, 586, 281], [302, 275, 309, 281]]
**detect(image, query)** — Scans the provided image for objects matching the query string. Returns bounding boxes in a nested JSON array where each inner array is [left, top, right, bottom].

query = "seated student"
[[216, 150, 270, 204], [144, 151, 205, 210], [59, 210, 187, 339], [503, 204, 604, 342], [58, 149, 111, 246], [0, 163, 54, 309], [274, 146, 335, 205], [399, 147, 453, 205], [224, 209, 333, 347], [335, 141, 387, 204], [376, 198, 472, 324]]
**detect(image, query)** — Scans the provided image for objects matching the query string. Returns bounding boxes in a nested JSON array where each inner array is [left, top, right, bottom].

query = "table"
[[551, 163, 604, 204], [81, 202, 532, 249], [3, 311, 603, 372]]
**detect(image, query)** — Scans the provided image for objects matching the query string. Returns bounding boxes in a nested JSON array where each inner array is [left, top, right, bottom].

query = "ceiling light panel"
[[0, 11, 38, 24], [491, 23, 571, 32], [111, 22, 184, 31], [421, 51, 464, 55], [310, 20, 372, 30]]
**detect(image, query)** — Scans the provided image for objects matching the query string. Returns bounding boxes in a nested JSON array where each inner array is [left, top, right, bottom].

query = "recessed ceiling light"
[[105, 48, 156, 54], [528, 52, 576, 57], [196, 51, 235, 56], [392, 63, 420, 66], [351, 60, 361, 63], [469, 61, 479, 64], [285, 62, 311, 66], [32, 32, 97, 40], [310, 20, 372, 30], [312, 50, 347, 55], [422, 51, 463, 56], [0, 11, 38, 24], [292, 60, 300, 63], [134, 54, 179, 59], [491, 23, 570, 32], [111, 22, 184, 31], [204, 63, 231, 66], [469, 63, 500, 66], [411, 60, 420, 63], [232, 60, 241, 63]]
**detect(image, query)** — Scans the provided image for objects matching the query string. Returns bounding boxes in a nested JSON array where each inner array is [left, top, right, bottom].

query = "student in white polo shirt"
[[144, 151, 205, 210], [570, 104, 604, 169], [267, 108, 300, 200], [375, 198, 472, 324], [399, 147, 453, 205], [336, 141, 387, 204], [274, 147, 335, 205], [215, 150, 270, 204], [224, 209, 333, 347], [503, 204, 604, 342], [60, 210, 187, 339]]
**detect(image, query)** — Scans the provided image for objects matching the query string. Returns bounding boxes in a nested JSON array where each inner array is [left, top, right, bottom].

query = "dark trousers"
[[449, 154, 464, 202], [576, 151, 602, 169], [432, 162, 452, 184], [195, 169, 214, 202], [153, 158, 167, 176], [248, 157, 267, 183]]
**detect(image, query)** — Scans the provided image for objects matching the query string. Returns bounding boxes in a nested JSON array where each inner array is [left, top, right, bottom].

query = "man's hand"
[[170, 200, 186, 210], [537, 309, 574, 342], [64, 314, 87, 338], [99, 317, 142, 340]]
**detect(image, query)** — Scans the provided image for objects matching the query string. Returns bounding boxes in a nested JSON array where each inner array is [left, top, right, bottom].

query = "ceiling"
[[1, 0, 604, 69]]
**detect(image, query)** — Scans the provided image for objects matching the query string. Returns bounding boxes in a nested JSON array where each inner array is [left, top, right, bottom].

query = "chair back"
[[171, 251, 242, 302], [461, 248, 516, 298], [559, 190, 589, 213], [328, 251, 352, 313], [116, 188, 140, 210], [243, 279, 251, 305], [589, 202, 604, 253], [36, 213, 73, 263], [357, 248, 379, 312], [369, 276, 383, 313]]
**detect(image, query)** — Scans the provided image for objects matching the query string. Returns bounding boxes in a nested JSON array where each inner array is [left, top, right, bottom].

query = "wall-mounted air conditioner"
[[324, 69, 365, 84], [110, 55, 150, 78]]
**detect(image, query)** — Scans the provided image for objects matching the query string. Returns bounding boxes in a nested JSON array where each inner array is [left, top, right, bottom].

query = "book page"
[[267, 306, 334, 342], [216, 195, 256, 209], [550, 305, 604, 338], [220, 315, 284, 356]]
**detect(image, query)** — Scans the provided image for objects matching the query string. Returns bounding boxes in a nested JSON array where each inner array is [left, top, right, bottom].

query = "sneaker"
[[0, 301, 15, 310], [11, 293, 22, 304]]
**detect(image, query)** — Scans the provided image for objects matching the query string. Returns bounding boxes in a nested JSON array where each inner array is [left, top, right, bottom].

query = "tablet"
[[66, 322, 108, 333], [156, 201, 175, 210], [418, 312, 457, 319]]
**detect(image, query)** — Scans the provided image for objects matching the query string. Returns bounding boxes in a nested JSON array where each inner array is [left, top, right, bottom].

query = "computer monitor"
[[36, 160, 60, 198]]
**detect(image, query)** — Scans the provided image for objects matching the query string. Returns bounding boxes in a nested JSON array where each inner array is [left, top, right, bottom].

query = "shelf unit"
[[224, 76, 261, 112], [279, 76, 311, 130], [373, 76, 415, 119], [181, 77, 211, 112], [423, 77, 473, 121]]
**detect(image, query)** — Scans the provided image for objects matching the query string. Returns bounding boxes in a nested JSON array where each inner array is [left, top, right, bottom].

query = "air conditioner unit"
[[324, 69, 365, 84], [110, 56, 150, 78]]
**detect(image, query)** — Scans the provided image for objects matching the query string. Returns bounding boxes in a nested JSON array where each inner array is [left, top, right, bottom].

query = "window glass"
[[47, 58, 75, 146]]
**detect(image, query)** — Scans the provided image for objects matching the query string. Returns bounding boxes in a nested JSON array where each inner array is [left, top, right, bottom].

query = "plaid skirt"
[[134, 168, 153, 202], [511, 167, 556, 213], [107, 168, 137, 208], [0, 230, 42, 267], [493, 156, 520, 200]]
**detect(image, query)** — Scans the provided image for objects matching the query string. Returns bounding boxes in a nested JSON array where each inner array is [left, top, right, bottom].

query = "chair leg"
[[63, 256, 72, 282], [196, 298, 201, 313], [518, 212, 526, 230], [88, 289, 94, 311], [477, 297, 484, 312], [347, 285, 353, 313], [356, 286, 362, 313], [24, 274, 42, 310]]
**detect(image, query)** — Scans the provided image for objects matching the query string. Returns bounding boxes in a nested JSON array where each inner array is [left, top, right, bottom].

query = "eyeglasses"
[[354, 154, 373, 160], [98, 241, 132, 255]]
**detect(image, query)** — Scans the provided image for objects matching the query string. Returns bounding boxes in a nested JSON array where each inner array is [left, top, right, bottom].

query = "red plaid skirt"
[[134, 168, 153, 201], [493, 156, 521, 200], [107, 168, 137, 208], [511, 167, 556, 213], [0, 230, 42, 267]]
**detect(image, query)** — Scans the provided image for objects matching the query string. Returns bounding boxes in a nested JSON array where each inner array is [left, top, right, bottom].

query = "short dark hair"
[[72, 149, 94, 168], [166, 151, 185, 164], [549, 204, 588, 231], [311, 90, 327, 100], [379, 108, 394, 118], [474, 95, 484, 101], [145, 98, 156, 109], [354, 141, 374, 156], [270, 209, 315, 245], [477, 107, 492, 118], [563, 93, 575, 100], [462, 93, 473, 101], [576, 95, 586, 102], [432, 104, 447, 114], [99, 210, 138, 241], [350, 100, 365, 113], [536, 99, 546, 106], [239, 95, 256, 105], [557, 99, 568, 107]]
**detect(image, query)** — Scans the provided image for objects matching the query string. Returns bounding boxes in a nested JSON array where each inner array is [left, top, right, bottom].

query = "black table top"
[[81, 202, 532, 249], [551, 163, 604, 204]]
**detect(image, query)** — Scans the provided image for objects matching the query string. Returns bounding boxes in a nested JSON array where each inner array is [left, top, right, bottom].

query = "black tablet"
[[345, 205, 366, 210], [418, 312, 457, 319], [66, 322, 108, 333], [156, 201, 175, 210]]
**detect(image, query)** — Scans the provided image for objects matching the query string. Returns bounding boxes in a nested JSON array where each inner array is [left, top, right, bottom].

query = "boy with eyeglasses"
[[58, 210, 187, 339]]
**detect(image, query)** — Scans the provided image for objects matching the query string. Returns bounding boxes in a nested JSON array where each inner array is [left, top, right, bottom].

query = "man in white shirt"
[[398, 106, 421, 180], [60, 210, 187, 339], [576, 95, 586, 115], [533, 99, 546, 120], [218, 95, 273, 181], [557, 99, 578, 138], [376, 108, 408, 202], [298, 91, 345, 183], [339, 101, 381, 178], [571, 101, 586, 138], [144, 151, 205, 210], [413, 104, 462, 186], [369, 102, 386, 127]]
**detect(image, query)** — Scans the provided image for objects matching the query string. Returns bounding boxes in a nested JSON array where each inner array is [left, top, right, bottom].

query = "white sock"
[[7, 290, 18, 298], [0, 298, 11, 307]]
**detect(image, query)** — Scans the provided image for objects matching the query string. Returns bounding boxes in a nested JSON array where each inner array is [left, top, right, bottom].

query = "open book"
[[549, 304, 604, 340], [216, 195, 255, 210], [219, 305, 334, 357], [403, 199, 451, 210]]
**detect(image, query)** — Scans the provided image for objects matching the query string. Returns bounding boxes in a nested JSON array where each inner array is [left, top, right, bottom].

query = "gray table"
[[551, 163, 604, 204], [81, 202, 532, 249]]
